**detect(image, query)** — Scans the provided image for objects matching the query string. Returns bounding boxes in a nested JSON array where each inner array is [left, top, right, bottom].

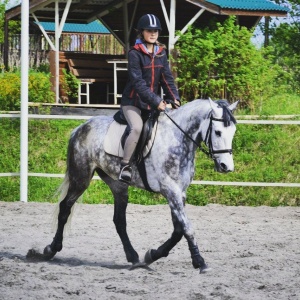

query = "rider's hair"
[[136, 32, 166, 49]]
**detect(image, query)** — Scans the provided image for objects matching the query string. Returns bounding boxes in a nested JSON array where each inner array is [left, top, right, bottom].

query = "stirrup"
[[119, 164, 132, 184]]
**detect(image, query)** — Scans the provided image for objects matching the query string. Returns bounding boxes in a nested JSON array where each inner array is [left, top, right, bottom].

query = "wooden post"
[[4, 17, 9, 70]]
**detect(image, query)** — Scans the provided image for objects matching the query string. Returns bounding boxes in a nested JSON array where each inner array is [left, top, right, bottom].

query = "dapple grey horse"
[[43, 98, 238, 273]]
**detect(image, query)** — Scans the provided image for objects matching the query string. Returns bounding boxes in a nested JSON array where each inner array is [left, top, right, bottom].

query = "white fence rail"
[[1, 113, 300, 188]]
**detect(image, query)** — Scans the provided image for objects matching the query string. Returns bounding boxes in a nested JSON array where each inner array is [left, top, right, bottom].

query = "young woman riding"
[[119, 14, 181, 183]]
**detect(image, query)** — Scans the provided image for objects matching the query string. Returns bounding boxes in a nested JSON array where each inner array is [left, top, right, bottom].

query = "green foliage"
[[61, 68, 80, 101], [0, 0, 8, 43], [269, 23, 300, 93], [28, 71, 55, 104], [0, 70, 55, 110], [256, 1, 300, 94], [0, 96, 299, 206], [175, 17, 279, 110], [256, 93, 300, 116], [0, 1, 21, 44], [35, 63, 50, 73], [0, 72, 21, 110]]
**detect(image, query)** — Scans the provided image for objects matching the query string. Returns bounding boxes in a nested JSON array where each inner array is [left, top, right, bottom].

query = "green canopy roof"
[[37, 20, 110, 34], [206, 0, 289, 12]]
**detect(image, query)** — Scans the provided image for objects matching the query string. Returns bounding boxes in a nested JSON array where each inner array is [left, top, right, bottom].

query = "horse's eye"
[[215, 130, 221, 137]]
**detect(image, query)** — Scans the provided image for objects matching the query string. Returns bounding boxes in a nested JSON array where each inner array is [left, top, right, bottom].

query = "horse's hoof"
[[200, 264, 212, 274], [144, 249, 154, 265], [26, 248, 45, 261], [129, 262, 148, 270], [43, 245, 57, 260]]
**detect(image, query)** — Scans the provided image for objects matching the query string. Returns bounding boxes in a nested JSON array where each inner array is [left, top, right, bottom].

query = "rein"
[[163, 100, 233, 160]]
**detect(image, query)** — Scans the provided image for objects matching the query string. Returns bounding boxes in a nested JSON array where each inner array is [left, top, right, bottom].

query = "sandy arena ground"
[[0, 201, 299, 300]]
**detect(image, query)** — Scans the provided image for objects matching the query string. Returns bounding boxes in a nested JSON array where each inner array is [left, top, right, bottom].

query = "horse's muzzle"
[[214, 160, 234, 173]]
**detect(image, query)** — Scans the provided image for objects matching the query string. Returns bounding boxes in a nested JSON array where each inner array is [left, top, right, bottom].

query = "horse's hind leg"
[[96, 169, 140, 265], [44, 173, 91, 259], [113, 191, 140, 265]]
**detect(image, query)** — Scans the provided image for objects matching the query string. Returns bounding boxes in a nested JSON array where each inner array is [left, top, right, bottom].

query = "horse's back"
[[72, 115, 113, 139], [69, 115, 114, 159]]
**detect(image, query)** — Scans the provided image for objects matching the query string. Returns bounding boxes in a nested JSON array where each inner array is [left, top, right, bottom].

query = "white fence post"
[[20, 1, 29, 202]]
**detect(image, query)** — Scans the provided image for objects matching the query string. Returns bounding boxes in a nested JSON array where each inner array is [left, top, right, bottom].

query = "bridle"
[[163, 101, 233, 161], [203, 116, 233, 159]]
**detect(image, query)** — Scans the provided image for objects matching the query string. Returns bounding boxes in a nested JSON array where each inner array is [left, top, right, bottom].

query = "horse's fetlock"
[[189, 244, 206, 269], [51, 240, 63, 252]]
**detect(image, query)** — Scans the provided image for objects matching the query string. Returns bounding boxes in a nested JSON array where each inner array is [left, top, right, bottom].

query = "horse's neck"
[[170, 100, 211, 135]]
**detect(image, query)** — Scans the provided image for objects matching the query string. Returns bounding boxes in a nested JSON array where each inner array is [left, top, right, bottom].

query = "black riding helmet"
[[137, 14, 162, 32]]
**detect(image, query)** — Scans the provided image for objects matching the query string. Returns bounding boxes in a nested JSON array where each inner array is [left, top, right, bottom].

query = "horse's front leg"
[[172, 202, 209, 273], [144, 210, 183, 263], [144, 192, 209, 273]]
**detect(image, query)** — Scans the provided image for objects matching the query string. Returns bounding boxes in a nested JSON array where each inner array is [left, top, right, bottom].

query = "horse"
[[42, 98, 238, 273]]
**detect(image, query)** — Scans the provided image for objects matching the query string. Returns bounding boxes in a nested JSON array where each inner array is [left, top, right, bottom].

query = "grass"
[[236, 93, 300, 116]]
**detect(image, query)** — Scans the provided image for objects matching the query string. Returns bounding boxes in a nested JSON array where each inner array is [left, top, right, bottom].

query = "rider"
[[119, 14, 181, 183]]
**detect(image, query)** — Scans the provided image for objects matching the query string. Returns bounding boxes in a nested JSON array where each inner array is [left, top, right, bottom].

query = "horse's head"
[[204, 99, 238, 173]]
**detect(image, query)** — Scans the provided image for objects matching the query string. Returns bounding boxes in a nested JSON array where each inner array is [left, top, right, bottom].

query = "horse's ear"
[[228, 101, 239, 112], [208, 97, 218, 111]]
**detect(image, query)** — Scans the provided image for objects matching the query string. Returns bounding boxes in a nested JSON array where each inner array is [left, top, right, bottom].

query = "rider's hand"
[[174, 99, 180, 108], [157, 100, 166, 111]]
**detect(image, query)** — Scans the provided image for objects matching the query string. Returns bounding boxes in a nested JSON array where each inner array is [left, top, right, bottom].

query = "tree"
[[266, 1, 300, 93], [0, 0, 21, 44], [174, 17, 279, 110], [269, 22, 300, 93], [0, 0, 8, 43], [258, 0, 299, 46]]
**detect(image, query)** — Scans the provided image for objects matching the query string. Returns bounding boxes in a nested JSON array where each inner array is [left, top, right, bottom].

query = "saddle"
[[103, 109, 159, 162]]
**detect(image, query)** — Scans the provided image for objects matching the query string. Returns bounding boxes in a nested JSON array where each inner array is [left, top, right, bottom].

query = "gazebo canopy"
[[6, 0, 289, 52]]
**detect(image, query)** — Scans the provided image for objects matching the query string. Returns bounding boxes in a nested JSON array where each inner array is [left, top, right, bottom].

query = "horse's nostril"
[[220, 163, 228, 172]]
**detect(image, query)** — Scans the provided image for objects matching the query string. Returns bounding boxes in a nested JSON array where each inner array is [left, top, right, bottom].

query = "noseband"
[[164, 111, 233, 161]]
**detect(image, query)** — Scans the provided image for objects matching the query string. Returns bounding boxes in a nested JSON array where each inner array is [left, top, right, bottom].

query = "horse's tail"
[[51, 171, 80, 234], [57, 171, 70, 204], [52, 127, 84, 233]]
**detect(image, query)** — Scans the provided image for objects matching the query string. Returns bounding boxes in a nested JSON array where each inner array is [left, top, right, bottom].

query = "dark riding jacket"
[[121, 43, 180, 111]]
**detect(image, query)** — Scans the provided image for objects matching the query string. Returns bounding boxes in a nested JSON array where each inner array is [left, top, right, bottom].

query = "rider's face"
[[143, 29, 159, 44]]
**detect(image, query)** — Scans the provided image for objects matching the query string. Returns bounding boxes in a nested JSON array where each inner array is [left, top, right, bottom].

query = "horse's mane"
[[214, 100, 237, 127]]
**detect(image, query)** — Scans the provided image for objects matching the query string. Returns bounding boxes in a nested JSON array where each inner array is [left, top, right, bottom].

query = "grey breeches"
[[121, 105, 143, 164]]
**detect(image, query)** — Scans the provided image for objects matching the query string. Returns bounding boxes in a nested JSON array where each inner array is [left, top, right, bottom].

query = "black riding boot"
[[119, 162, 132, 184]]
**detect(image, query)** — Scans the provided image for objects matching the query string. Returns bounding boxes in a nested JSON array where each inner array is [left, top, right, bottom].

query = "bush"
[[175, 16, 279, 110], [60, 68, 80, 102], [0, 70, 55, 111]]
